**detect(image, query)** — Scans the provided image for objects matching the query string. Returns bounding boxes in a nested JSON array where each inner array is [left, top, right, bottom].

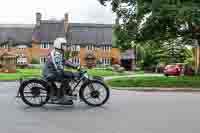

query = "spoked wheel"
[[19, 79, 50, 107], [80, 80, 110, 107]]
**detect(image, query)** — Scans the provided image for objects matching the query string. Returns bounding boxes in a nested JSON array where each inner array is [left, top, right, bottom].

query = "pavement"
[[1, 82, 200, 133]]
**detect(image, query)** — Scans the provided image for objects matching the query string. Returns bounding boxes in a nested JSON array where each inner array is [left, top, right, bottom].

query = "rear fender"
[[19, 78, 50, 91]]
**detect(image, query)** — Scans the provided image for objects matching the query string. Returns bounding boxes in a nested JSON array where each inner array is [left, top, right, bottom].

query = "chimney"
[[64, 13, 69, 33], [36, 12, 42, 27]]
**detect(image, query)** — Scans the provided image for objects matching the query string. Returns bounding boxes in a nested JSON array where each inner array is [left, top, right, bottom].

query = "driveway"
[[0, 82, 200, 133]]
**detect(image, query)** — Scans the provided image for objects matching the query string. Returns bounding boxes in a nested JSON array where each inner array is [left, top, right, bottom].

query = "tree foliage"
[[99, 0, 200, 45], [98, 0, 197, 70]]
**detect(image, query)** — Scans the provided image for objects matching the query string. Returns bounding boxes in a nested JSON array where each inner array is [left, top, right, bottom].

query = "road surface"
[[0, 82, 200, 133]]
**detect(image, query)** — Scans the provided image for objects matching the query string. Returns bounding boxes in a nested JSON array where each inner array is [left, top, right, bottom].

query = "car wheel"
[[164, 74, 169, 77]]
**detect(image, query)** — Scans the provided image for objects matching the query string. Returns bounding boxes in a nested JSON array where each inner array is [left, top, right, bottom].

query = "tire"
[[19, 79, 50, 107], [80, 80, 110, 107], [165, 74, 169, 77]]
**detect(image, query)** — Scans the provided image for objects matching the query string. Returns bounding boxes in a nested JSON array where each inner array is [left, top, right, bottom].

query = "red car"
[[164, 64, 183, 76]]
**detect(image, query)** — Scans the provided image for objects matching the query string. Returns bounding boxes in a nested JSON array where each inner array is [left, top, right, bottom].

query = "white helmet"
[[53, 37, 67, 50]]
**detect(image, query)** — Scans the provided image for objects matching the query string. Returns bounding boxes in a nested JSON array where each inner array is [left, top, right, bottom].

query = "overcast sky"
[[0, 0, 115, 24]]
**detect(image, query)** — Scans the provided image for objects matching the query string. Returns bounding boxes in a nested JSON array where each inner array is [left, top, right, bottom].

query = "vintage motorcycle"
[[18, 68, 110, 107]]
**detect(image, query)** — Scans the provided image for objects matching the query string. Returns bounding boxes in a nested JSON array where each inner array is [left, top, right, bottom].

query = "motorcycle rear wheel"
[[19, 79, 50, 107]]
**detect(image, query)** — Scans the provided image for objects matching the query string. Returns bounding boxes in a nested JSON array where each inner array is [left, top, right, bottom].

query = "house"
[[0, 12, 121, 67], [0, 50, 17, 73], [31, 12, 120, 66], [0, 24, 33, 64]]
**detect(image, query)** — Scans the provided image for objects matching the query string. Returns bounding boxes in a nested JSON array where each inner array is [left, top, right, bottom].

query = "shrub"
[[17, 64, 28, 69], [112, 64, 125, 73], [31, 58, 39, 64]]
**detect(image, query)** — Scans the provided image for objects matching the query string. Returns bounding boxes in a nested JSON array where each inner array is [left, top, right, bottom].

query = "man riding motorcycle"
[[42, 38, 78, 105]]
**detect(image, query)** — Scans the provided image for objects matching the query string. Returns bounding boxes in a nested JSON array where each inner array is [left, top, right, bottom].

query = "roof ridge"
[[69, 22, 112, 25], [0, 24, 34, 28], [41, 20, 64, 24]]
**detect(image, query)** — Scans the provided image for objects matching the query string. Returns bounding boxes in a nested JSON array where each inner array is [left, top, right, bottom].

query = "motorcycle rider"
[[42, 38, 77, 105]]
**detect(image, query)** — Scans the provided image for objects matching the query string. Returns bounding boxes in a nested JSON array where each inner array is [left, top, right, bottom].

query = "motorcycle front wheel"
[[80, 80, 110, 107]]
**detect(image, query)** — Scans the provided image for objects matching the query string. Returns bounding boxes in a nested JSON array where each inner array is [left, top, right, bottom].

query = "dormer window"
[[71, 45, 80, 51], [40, 42, 50, 49], [17, 45, 27, 50], [87, 45, 94, 51], [0, 44, 8, 48], [102, 45, 111, 52]]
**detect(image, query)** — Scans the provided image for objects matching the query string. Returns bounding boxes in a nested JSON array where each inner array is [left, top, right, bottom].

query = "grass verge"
[[107, 76, 200, 88], [0, 68, 136, 81]]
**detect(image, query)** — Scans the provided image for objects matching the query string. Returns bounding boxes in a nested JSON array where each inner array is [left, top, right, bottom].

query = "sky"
[[0, 0, 115, 24]]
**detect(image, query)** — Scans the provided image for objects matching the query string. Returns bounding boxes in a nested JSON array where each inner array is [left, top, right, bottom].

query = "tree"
[[161, 38, 191, 64], [139, 41, 166, 70], [99, 0, 199, 42], [98, 0, 200, 72]]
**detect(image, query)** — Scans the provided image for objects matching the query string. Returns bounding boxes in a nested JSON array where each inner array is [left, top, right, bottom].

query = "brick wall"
[[79, 47, 121, 66], [0, 46, 121, 66]]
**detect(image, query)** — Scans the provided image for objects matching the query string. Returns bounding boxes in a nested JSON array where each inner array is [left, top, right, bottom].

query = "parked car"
[[163, 64, 182, 76]]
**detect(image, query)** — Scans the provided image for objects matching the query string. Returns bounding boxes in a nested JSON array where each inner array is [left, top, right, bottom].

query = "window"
[[69, 57, 80, 65], [40, 42, 50, 49], [71, 45, 80, 51], [101, 58, 111, 65], [1, 44, 8, 48], [87, 45, 94, 51], [72, 57, 80, 65], [102, 45, 111, 52], [40, 57, 48, 64], [17, 45, 27, 49], [17, 57, 27, 64]]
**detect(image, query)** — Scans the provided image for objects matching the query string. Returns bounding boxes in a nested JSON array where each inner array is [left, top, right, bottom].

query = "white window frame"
[[71, 57, 80, 65], [71, 45, 80, 51], [87, 45, 94, 51], [2, 44, 8, 48], [40, 57, 48, 64], [17, 57, 27, 64], [101, 58, 111, 65], [102, 45, 111, 52], [40, 42, 50, 49]]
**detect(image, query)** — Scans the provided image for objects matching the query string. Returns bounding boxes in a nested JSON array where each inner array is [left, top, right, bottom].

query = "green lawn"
[[88, 69, 130, 77], [0, 68, 134, 81], [107, 76, 200, 88], [0, 69, 42, 81]]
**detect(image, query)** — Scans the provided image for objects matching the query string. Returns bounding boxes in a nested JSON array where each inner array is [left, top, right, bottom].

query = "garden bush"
[[112, 64, 125, 73], [31, 58, 39, 64]]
